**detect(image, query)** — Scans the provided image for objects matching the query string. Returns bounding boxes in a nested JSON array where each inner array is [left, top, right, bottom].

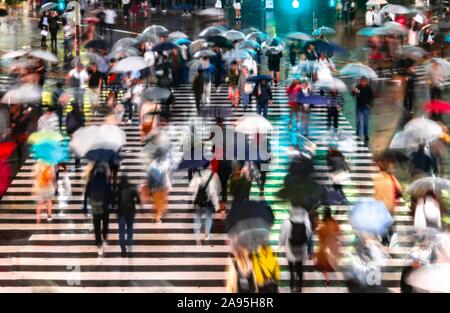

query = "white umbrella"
[[39, 2, 58, 13], [0, 84, 42, 104], [196, 8, 224, 17], [425, 58, 450, 78], [193, 49, 216, 59], [189, 39, 208, 55], [407, 177, 450, 195], [407, 264, 450, 293], [314, 78, 347, 93], [198, 26, 226, 38], [112, 37, 138, 51], [1, 50, 27, 59], [399, 45, 427, 59], [340, 63, 378, 79], [112, 56, 147, 72], [404, 117, 443, 143], [168, 31, 189, 40], [366, 0, 388, 5], [413, 13, 424, 24], [383, 22, 407, 35], [70, 124, 127, 157], [235, 113, 274, 134], [28, 50, 58, 63], [142, 25, 169, 37], [223, 30, 246, 42], [286, 32, 313, 42], [66, 1, 79, 10], [380, 4, 409, 14]]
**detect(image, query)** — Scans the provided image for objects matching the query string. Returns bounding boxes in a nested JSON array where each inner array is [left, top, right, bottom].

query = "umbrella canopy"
[[85, 148, 122, 163], [28, 50, 58, 63], [425, 58, 450, 78], [28, 130, 64, 145], [1, 84, 42, 104], [0, 142, 17, 160], [246, 75, 272, 82], [425, 100, 450, 114], [226, 201, 274, 232], [151, 42, 180, 52], [1, 50, 27, 60], [70, 124, 126, 157], [135, 32, 159, 45], [404, 117, 443, 143], [142, 87, 171, 102], [196, 8, 224, 16], [314, 78, 347, 93], [223, 49, 252, 62], [235, 113, 274, 134], [207, 35, 232, 49], [223, 30, 246, 42], [193, 49, 216, 59], [238, 40, 261, 50], [30, 141, 68, 165], [198, 26, 226, 38], [107, 47, 140, 60], [383, 22, 407, 35], [296, 94, 330, 106], [286, 32, 313, 42], [142, 25, 169, 37], [173, 37, 192, 46], [189, 39, 208, 55], [407, 177, 450, 196], [85, 39, 111, 50], [380, 4, 410, 15], [246, 31, 271, 45], [399, 45, 427, 59], [168, 31, 188, 40], [445, 34, 450, 43], [307, 40, 348, 57], [292, 61, 318, 76], [350, 198, 394, 235], [39, 2, 58, 13], [0, 8, 8, 17], [366, 0, 388, 5], [407, 264, 450, 293], [200, 106, 232, 119], [277, 179, 323, 209], [112, 56, 147, 72], [112, 37, 138, 50], [340, 63, 378, 79], [312, 26, 336, 36], [66, 1, 79, 10], [357, 27, 386, 37]]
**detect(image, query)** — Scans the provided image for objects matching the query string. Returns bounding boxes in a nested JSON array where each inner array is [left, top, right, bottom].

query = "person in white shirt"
[[365, 7, 375, 26], [104, 5, 117, 42], [373, 9, 382, 26], [62, 19, 74, 62], [66, 63, 89, 111], [37, 107, 59, 132]]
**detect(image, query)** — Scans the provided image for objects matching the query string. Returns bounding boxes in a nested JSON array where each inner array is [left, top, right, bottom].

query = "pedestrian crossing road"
[[0, 83, 415, 293]]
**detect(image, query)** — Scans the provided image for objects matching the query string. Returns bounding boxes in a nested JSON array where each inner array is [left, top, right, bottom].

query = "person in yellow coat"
[[252, 245, 280, 293], [373, 160, 402, 246]]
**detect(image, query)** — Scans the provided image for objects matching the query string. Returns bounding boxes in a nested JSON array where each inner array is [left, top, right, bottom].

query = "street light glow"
[[292, 0, 300, 9]]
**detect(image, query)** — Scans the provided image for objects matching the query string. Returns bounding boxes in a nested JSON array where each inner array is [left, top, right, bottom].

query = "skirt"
[[233, 3, 241, 10]]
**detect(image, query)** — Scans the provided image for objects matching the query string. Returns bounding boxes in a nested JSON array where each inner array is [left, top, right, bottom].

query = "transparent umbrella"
[[112, 56, 147, 72], [340, 63, 378, 79], [198, 26, 226, 38], [223, 30, 246, 42], [112, 37, 138, 50], [1, 84, 42, 104], [142, 25, 169, 37]]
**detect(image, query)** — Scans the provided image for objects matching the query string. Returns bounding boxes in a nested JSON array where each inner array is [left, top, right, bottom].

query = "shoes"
[[127, 119, 132, 124], [102, 241, 108, 249], [204, 235, 210, 241], [46, 215, 53, 222], [121, 250, 127, 258], [162, 9, 167, 14], [97, 246, 104, 256]]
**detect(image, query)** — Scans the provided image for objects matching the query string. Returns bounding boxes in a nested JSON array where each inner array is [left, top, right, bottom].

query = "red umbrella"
[[0, 142, 17, 161], [0, 160, 11, 197], [425, 100, 450, 114]]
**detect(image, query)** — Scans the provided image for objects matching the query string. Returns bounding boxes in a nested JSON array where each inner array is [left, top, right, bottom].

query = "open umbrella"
[[315, 78, 347, 93], [85, 148, 122, 163], [198, 26, 226, 38], [1, 84, 42, 104], [151, 42, 180, 52], [380, 4, 409, 15], [406, 177, 450, 196], [28, 50, 58, 63], [321, 187, 349, 205], [28, 130, 64, 145], [277, 179, 323, 209], [407, 264, 450, 293], [112, 56, 147, 72], [292, 61, 318, 76], [142, 25, 169, 37], [399, 45, 427, 59], [445, 35, 450, 43], [246, 31, 271, 45], [366, 0, 388, 5], [404, 117, 443, 143], [424, 58, 450, 78], [168, 31, 188, 40], [425, 100, 450, 114], [0, 142, 16, 160], [235, 113, 273, 134], [142, 87, 171, 102], [70, 124, 126, 157], [286, 32, 313, 42], [350, 198, 394, 235], [85, 39, 111, 50], [312, 26, 336, 36], [340, 63, 378, 79], [107, 47, 140, 60], [357, 27, 386, 37], [30, 140, 69, 165], [196, 8, 224, 17], [135, 32, 159, 45], [39, 2, 58, 13], [383, 22, 407, 35], [238, 40, 261, 50], [225, 200, 274, 251], [223, 49, 252, 62], [173, 37, 191, 46], [246, 75, 272, 82], [223, 30, 246, 42], [207, 35, 232, 49], [193, 49, 216, 59], [112, 37, 138, 51], [189, 39, 208, 55], [1, 50, 27, 60], [308, 40, 348, 57]]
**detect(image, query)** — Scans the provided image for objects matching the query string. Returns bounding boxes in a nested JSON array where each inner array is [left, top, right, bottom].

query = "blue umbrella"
[[151, 42, 180, 52], [445, 35, 450, 43], [321, 187, 349, 205], [357, 27, 386, 37], [31, 141, 69, 165], [246, 75, 273, 82], [296, 94, 329, 105], [308, 40, 348, 57], [312, 26, 336, 36], [349, 198, 394, 235], [173, 37, 192, 46], [85, 149, 122, 163]]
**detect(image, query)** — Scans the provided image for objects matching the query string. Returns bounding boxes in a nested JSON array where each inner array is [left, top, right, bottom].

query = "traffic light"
[[292, 0, 300, 8], [58, 0, 66, 11]]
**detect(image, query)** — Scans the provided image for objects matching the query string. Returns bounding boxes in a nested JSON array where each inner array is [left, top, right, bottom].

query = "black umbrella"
[[142, 87, 171, 102], [200, 106, 232, 118], [0, 9, 8, 17], [226, 200, 275, 232], [277, 179, 323, 210], [307, 40, 348, 58], [85, 39, 111, 50], [207, 35, 233, 49], [85, 148, 122, 163], [246, 75, 273, 82], [321, 187, 349, 206], [151, 42, 180, 52]]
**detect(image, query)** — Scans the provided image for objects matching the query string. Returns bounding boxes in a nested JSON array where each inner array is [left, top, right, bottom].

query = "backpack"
[[147, 166, 166, 191], [290, 220, 308, 248], [232, 260, 256, 293], [194, 172, 214, 207], [252, 247, 279, 293], [66, 112, 82, 135]]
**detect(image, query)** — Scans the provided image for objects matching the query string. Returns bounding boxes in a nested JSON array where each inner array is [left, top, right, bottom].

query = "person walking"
[[65, 101, 85, 168], [62, 18, 74, 63], [233, 0, 241, 20], [327, 90, 343, 134], [87, 63, 103, 116], [252, 79, 272, 118], [327, 146, 350, 195], [192, 68, 204, 113], [316, 207, 341, 287], [38, 11, 50, 48], [226, 247, 257, 293], [211, 46, 223, 92], [201, 57, 214, 105], [104, 4, 117, 42], [189, 165, 221, 244], [278, 207, 312, 293], [349, 0, 357, 27], [51, 82, 64, 131], [352, 77, 374, 146], [122, 0, 131, 21], [33, 160, 55, 223], [403, 65, 416, 113], [267, 45, 282, 87], [83, 163, 112, 256], [238, 66, 250, 110], [146, 149, 171, 223], [286, 78, 301, 131], [116, 175, 140, 257], [66, 62, 89, 112], [409, 143, 437, 179], [427, 59, 444, 100], [365, 7, 375, 26], [228, 61, 240, 108], [48, 11, 59, 50]]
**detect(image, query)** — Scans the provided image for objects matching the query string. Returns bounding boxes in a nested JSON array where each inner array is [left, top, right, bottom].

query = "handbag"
[[244, 82, 254, 94], [41, 29, 48, 37], [330, 170, 350, 185]]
